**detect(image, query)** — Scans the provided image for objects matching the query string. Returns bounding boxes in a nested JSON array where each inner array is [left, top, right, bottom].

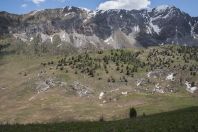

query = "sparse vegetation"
[[0, 43, 198, 125]]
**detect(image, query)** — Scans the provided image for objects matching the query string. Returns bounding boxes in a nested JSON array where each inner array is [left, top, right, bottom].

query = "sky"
[[0, 0, 197, 16]]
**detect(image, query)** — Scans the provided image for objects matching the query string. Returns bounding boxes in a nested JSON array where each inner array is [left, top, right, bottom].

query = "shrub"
[[129, 107, 137, 119], [191, 82, 195, 87], [99, 115, 104, 122], [112, 78, 115, 83], [60, 67, 64, 70]]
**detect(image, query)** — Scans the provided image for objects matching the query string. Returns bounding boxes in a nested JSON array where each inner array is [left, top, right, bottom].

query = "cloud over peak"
[[32, 0, 45, 5], [98, 0, 151, 10], [21, 3, 28, 8]]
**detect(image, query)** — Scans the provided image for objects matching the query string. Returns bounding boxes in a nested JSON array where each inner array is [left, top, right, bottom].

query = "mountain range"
[[0, 5, 198, 48]]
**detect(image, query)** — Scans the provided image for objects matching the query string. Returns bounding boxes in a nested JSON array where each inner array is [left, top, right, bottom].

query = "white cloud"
[[32, 0, 45, 5], [98, 0, 151, 10], [21, 3, 28, 8]]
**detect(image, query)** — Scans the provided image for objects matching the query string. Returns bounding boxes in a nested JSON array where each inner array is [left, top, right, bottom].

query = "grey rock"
[[0, 6, 198, 48]]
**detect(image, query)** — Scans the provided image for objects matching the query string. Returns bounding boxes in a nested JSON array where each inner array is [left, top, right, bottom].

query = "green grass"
[[0, 45, 198, 124], [1, 106, 198, 132]]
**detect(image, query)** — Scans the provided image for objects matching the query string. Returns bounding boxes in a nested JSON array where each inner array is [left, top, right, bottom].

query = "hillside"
[[1, 2, 198, 131], [0, 43, 198, 124]]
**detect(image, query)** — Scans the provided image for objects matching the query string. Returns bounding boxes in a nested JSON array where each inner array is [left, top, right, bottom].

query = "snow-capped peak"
[[28, 10, 43, 16], [64, 6, 72, 10], [155, 5, 173, 12], [80, 7, 91, 12]]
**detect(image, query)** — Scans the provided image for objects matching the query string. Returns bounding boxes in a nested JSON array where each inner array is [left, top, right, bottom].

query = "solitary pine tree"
[[129, 107, 137, 119]]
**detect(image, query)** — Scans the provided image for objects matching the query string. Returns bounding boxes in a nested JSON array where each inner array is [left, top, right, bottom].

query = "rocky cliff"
[[0, 5, 198, 48]]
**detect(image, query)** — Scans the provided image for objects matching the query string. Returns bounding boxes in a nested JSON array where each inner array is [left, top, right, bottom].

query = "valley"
[[1, 4, 198, 131], [0, 45, 198, 124]]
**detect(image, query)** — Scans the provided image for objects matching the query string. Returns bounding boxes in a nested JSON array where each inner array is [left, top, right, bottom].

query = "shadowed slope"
[[1, 106, 198, 132]]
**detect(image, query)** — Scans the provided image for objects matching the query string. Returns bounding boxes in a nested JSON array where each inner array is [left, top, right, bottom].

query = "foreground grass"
[[1, 107, 198, 132]]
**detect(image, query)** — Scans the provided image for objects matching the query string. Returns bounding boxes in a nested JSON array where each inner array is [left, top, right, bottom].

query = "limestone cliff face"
[[0, 6, 198, 48]]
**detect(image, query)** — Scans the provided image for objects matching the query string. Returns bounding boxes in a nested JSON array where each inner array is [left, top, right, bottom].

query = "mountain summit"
[[0, 6, 198, 48]]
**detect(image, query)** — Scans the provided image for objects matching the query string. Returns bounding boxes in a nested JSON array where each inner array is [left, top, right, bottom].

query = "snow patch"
[[133, 25, 140, 33], [155, 83, 160, 89], [146, 25, 152, 34], [29, 10, 39, 16], [109, 88, 119, 93], [99, 92, 104, 100], [121, 92, 128, 95], [166, 73, 175, 81], [149, 18, 161, 34], [147, 71, 157, 78], [137, 81, 141, 87], [57, 43, 62, 48], [30, 37, 33, 42], [50, 36, 53, 43], [28, 9, 43, 16], [104, 36, 114, 45], [137, 79, 143, 86], [185, 81, 197, 93], [64, 13, 70, 17], [83, 11, 96, 23], [162, 11, 172, 19], [80, 7, 91, 12], [147, 72, 152, 78], [103, 100, 107, 103], [153, 83, 165, 94], [189, 22, 197, 39]]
